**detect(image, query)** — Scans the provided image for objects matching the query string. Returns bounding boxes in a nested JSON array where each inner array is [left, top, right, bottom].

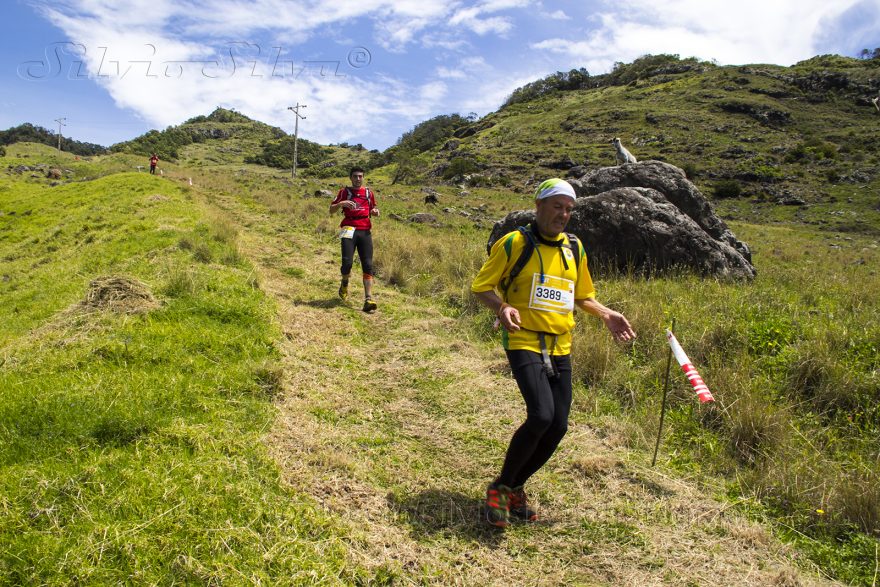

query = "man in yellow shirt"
[[471, 178, 636, 527]]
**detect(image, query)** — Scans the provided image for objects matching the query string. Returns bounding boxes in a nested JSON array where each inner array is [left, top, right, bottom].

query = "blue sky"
[[1, 0, 878, 150]]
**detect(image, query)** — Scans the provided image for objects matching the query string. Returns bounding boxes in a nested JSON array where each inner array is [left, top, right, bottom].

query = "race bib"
[[339, 226, 355, 239], [528, 273, 574, 314]]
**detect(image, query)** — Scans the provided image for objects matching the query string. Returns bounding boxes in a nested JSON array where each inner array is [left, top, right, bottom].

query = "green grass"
[[0, 146, 361, 584], [3, 52, 880, 582]]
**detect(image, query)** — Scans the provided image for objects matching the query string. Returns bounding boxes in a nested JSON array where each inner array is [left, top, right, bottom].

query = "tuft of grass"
[[161, 267, 198, 297], [192, 242, 213, 263]]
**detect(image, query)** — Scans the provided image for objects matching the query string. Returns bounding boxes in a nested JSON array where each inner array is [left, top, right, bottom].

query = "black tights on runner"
[[340, 229, 373, 276], [496, 350, 572, 488]]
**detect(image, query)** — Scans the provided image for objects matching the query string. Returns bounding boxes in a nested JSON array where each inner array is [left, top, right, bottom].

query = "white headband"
[[535, 178, 576, 201]]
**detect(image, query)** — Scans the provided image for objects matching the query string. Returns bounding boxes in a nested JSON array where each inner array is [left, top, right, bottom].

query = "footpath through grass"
[[190, 167, 847, 586]]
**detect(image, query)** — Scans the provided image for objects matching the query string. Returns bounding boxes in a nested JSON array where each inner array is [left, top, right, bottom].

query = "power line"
[[54, 117, 67, 151], [287, 103, 307, 178]]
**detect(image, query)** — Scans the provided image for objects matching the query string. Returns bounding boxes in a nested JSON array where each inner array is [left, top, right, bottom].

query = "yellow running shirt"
[[471, 229, 596, 354]]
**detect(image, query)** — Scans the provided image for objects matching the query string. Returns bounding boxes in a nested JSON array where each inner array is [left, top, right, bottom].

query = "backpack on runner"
[[498, 225, 582, 300], [344, 187, 374, 215]]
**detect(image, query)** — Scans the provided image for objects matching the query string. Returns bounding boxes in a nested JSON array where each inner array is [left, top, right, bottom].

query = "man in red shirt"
[[329, 167, 380, 312], [149, 153, 159, 174]]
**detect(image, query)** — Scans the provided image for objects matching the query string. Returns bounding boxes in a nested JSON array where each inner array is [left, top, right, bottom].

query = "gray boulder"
[[488, 162, 756, 280], [570, 160, 751, 262], [409, 213, 437, 224]]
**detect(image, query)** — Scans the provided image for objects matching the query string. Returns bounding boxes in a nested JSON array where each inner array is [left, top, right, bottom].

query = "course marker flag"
[[665, 329, 715, 403]]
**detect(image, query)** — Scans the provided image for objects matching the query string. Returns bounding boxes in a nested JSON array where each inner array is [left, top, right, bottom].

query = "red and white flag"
[[665, 329, 714, 403]]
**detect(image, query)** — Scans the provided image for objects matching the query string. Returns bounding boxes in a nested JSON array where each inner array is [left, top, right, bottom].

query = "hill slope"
[[410, 54, 880, 233], [1, 143, 874, 584]]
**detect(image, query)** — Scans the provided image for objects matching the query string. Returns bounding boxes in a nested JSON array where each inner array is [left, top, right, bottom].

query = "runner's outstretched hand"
[[602, 311, 636, 343]]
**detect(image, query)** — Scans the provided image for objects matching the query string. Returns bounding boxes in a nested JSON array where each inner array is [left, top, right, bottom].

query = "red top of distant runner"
[[332, 186, 375, 230]]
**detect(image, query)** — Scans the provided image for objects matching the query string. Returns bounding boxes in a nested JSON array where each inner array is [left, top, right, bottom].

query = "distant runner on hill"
[[471, 178, 636, 528], [149, 153, 159, 175], [329, 167, 380, 312]]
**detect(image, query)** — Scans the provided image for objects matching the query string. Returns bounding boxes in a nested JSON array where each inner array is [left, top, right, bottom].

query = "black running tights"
[[496, 350, 572, 488], [340, 229, 373, 276]]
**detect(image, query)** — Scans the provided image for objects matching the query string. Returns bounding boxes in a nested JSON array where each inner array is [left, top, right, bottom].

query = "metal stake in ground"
[[652, 318, 674, 467]]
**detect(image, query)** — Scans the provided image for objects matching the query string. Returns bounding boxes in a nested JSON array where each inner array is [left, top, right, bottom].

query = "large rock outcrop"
[[488, 161, 756, 280], [570, 160, 751, 262]]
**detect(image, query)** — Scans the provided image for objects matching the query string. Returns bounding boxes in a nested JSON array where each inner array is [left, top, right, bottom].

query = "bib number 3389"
[[528, 274, 574, 313]]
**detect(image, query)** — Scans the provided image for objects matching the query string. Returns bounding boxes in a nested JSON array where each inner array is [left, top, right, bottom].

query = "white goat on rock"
[[611, 137, 637, 165]]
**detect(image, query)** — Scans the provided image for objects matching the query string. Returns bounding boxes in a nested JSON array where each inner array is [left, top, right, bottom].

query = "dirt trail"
[[210, 187, 841, 586]]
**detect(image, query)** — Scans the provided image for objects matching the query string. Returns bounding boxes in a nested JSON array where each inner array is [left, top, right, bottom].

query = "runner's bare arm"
[[474, 290, 521, 332], [575, 298, 636, 342], [329, 200, 356, 213]]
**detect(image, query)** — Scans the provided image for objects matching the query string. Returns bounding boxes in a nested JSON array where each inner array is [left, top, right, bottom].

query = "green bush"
[[442, 157, 480, 181], [713, 179, 742, 198]]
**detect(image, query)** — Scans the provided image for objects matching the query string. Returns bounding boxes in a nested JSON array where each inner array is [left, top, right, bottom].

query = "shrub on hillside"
[[681, 162, 698, 179], [785, 139, 838, 163], [503, 68, 592, 107], [442, 157, 480, 181], [606, 54, 712, 86], [245, 137, 331, 169], [395, 113, 472, 154], [390, 147, 421, 184], [111, 127, 200, 160], [713, 179, 742, 198]]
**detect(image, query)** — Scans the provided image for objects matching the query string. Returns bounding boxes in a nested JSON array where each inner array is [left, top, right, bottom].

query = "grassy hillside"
[[0, 123, 107, 157], [171, 162, 878, 585], [417, 55, 880, 234], [2, 52, 879, 585], [109, 106, 383, 176], [0, 144, 361, 583]]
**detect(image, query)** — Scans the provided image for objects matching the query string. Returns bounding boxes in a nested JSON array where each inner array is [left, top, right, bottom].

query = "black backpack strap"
[[499, 226, 536, 299], [497, 228, 580, 300]]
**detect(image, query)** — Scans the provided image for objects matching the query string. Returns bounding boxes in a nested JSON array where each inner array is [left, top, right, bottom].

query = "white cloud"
[[449, 8, 514, 35], [531, 0, 869, 68], [436, 67, 466, 79], [34, 0, 473, 146], [544, 10, 570, 20], [434, 56, 488, 79], [448, 0, 533, 36]]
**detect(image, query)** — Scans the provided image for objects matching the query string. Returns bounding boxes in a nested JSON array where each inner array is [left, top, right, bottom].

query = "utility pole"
[[287, 103, 307, 178], [54, 117, 67, 151]]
